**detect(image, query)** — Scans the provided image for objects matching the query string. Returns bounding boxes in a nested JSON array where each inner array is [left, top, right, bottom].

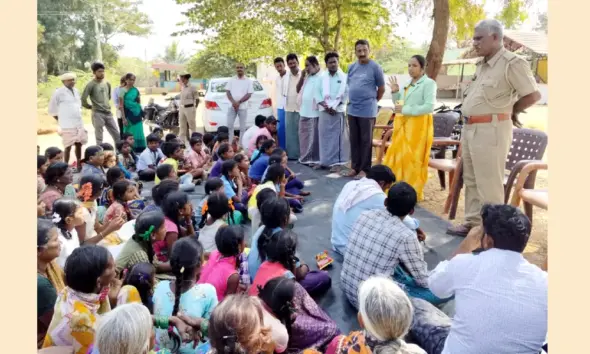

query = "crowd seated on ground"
[[36, 123, 547, 354]]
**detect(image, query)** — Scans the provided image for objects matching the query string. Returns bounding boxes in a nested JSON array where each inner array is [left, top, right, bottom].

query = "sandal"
[[446, 224, 472, 237]]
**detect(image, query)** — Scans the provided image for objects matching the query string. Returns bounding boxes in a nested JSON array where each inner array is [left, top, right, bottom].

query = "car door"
[[246, 80, 270, 124]]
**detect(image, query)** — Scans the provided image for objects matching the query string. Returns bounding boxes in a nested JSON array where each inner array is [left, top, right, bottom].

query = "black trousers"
[[347, 115, 376, 174], [138, 169, 156, 181], [117, 118, 124, 139]]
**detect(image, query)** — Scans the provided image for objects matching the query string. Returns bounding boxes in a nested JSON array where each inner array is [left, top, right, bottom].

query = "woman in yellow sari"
[[382, 55, 436, 201]]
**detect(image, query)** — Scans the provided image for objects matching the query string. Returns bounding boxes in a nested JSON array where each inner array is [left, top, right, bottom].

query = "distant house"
[[151, 62, 208, 92]]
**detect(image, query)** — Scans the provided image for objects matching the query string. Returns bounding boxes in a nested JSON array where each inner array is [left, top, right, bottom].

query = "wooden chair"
[[446, 128, 548, 221], [510, 160, 548, 223], [372, 107, 394, 163]]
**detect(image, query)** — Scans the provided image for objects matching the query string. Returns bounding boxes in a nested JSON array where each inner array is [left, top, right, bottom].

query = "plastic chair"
[[446, 128, 548, 221], [509, 160, 548, 223]]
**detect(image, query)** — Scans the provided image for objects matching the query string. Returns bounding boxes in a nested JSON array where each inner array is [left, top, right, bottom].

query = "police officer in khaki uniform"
[[178, 73, 199, 144], [447, 19, 541, 237]]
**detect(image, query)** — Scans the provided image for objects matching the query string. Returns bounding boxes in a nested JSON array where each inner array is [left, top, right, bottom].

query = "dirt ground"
[[37, 93, 168, 134], [420, 104, 549, 270]]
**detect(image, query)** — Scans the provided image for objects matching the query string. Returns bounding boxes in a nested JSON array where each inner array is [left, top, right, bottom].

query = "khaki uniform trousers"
[[179, 106, 197, 143], [461, 116, 513, 225]]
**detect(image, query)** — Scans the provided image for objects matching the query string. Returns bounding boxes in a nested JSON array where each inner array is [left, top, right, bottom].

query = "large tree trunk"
[[425, 0, 450, 80]]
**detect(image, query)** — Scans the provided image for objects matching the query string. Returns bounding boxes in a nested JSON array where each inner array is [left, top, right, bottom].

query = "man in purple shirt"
[[345, 39, 385, 179]]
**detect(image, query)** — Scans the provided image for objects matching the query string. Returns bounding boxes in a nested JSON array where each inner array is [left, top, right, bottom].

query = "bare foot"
[[344, 169, 358, 177], [354, 171, 367, 180], [300, 191, 311, 196]]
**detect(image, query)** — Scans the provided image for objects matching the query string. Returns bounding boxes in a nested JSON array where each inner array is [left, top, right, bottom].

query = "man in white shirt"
[[48, 72, 88, 170], [225, 63, 254, 142], [284, 53, 302, 160], [425, 204, 547, 354], [273, 57, 288, 149], [241, 115, 266, 151]]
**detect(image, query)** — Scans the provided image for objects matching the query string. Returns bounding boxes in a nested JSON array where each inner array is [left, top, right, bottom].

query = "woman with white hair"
[[91, 303, 154, 354], [90, 303, 190, 354], [307, 276, 426, 354]]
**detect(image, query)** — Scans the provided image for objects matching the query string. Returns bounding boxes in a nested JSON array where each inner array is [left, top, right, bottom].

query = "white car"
[[201, 77, 273, 133]]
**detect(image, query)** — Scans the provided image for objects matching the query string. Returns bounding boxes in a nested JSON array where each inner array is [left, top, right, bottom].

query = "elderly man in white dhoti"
[[48, 72, 88, 171], [315, 52, 350, 172]]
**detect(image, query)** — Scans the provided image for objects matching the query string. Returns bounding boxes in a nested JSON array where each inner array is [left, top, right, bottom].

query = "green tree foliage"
[[159, 41, 189, 64], [401, 0, 530, 79], [37, 0, 151, 77], [185, 47, 256, 78], [115, 57, 155, 87], [374, 37, 426, 74], [175, 0, 392, 69], [496, 0, 529, 29], [448, 0, 486, 42]]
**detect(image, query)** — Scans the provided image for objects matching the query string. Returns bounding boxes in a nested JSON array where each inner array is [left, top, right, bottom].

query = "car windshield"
[[209, 80, 264, 93]]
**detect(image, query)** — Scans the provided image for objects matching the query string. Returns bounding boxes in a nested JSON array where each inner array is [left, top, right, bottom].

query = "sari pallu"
[[287, 282, 340, 353], [122, 86, 147, 151], [42, 287, 112, 354]]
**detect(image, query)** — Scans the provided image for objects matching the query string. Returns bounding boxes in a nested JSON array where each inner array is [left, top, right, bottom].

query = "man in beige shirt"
[[447, 19, 541, 237], [284, 53, 302, 160], [178, 73, 199, 144]]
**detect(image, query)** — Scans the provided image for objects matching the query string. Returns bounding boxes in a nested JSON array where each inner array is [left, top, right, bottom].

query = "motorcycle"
[[143, 93, 180, 134]]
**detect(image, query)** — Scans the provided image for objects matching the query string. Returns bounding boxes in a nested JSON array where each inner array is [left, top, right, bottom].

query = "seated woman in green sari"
[[119, 73, 146, 153]]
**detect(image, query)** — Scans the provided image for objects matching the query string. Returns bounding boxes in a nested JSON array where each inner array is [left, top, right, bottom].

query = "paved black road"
[[140, 163, 462, 333]]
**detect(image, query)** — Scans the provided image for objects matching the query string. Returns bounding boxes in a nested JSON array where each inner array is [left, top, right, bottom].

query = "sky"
[[112, 0, 548, 61]]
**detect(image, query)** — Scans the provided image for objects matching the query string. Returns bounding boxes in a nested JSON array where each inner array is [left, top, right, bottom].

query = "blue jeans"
[[179, 173, 194, 192], [277, 108, 286, 150], [393, 265, 453, 306]]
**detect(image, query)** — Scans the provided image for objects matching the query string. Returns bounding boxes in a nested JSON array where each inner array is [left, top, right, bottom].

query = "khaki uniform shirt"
[[462, 48, 538, 116], [180, 84, 198, 107]]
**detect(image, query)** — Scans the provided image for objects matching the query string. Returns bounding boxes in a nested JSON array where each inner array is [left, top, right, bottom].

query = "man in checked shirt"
[[341, 182, 452, 308]]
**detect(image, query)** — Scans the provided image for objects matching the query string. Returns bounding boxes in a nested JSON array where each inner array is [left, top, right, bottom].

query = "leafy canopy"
[[175, 0, 392, 70]]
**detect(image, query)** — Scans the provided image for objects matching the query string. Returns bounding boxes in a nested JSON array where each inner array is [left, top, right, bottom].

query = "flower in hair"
[[139, 225, 155, 241], [52, 213, 61, 223], [201, 201, 208, 216], [77, 182, 94, 202], [228, 199, 235, 211]]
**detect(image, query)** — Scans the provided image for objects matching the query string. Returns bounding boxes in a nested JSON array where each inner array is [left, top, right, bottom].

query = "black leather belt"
[[183, 104, 194, 108]]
